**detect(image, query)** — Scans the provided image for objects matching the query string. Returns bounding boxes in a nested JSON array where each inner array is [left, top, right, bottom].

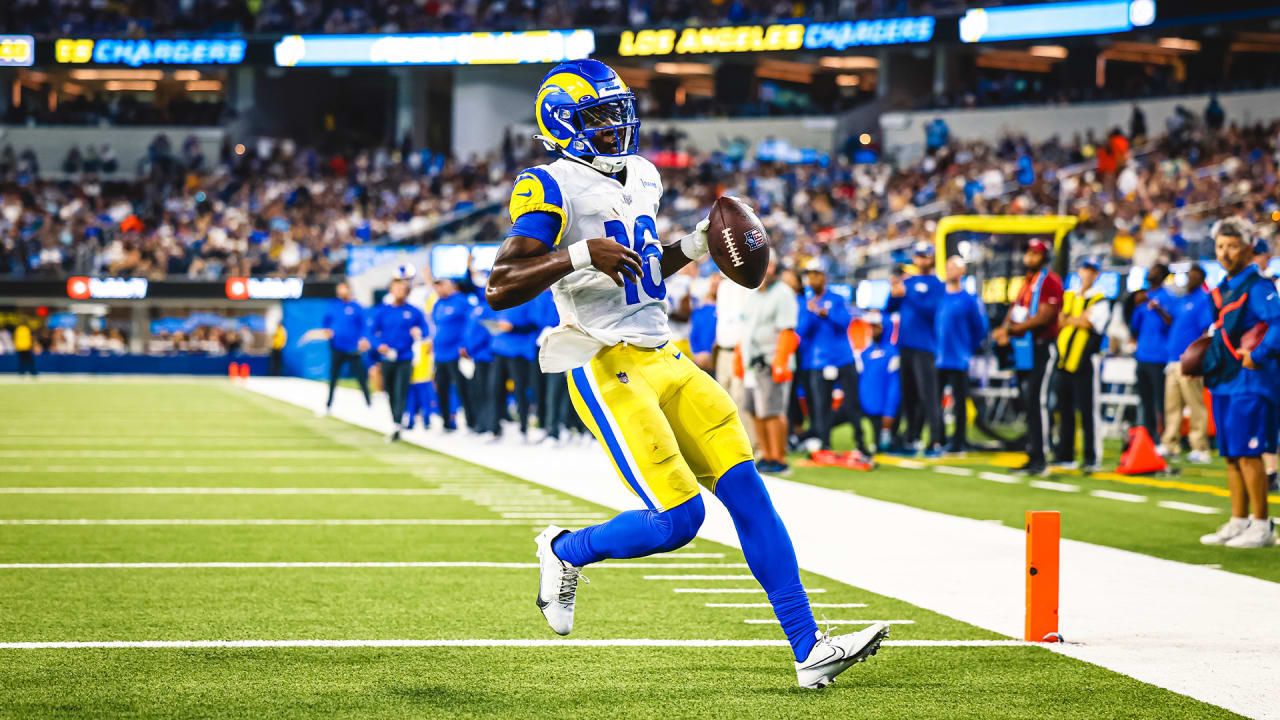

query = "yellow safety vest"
[[14, 325, 32, 351], [1056, 290, 1105, 372]]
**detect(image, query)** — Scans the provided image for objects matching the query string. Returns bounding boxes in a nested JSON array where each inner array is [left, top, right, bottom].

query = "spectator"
[[370, 277, 428, 442], [798, 260, 867, 456], [490, 298, 537, 441], [463, 296, 498, 439], [1198, 218, 1280, 548], [935, 256, 988, 454], [689, 274, 719, 372], [1052, 257, 1110, 471], [1130, 264, 1174, 443], [1162, 264, 1214, 463], [13, 322, 36, 377], [1205, 95, 1225, 132], [886, 241, 945, 457], [739, 252, 800, 475], [992, 238, 1063, 476]]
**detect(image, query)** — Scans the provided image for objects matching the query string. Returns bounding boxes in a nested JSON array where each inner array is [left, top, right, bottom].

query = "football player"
[[485, 59, 888, 688]]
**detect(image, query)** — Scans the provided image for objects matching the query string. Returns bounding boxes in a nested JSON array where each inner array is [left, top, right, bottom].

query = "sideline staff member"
[[1198, 219, 1280, 548], [993, 238, 1063, 476], [886, 241, 945, 456], [1052, 257, 1109, 471], [370, 277, 428, 442], [316, 281, 371, 416]]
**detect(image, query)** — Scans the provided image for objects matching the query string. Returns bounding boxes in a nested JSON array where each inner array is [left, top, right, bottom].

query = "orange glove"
[[733, 344, 744, 380], [772, 329, 799, 384]]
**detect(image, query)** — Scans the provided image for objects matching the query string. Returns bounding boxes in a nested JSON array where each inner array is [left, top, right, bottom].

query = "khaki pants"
[[1162, 361, 1209, 453], [714, 346, 759, 452]]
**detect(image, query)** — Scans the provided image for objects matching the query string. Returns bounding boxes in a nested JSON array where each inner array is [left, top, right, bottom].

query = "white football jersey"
[[508, 155, 672, 358]]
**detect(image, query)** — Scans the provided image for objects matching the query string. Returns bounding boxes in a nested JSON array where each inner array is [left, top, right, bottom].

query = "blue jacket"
[[1131, 286, 1175, 364], [935, 289, 988, 371], [369, 301, 429, 359], [430, 292, 472, 363], [858, 334, 901, 418], [1165, 287, 1214, 363], [886, 274, 944, 353], [797, 290, 855, 369], [1209, 266, 1280, 398], [463, 303, 494, 363], [322, 299, 366, 353], [491, 302, 539, 359], [690, 304, 716, 355]]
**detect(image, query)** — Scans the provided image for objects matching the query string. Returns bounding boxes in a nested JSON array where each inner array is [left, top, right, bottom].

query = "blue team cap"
[[1078, 257, 1101, 271], [913, 241, 935, 257]]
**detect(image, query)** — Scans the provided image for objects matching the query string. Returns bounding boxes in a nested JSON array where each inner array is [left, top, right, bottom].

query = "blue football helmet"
[[534, 59, 639, 174]]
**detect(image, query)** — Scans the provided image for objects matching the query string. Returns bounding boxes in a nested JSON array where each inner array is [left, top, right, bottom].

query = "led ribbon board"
[[0, 36, 35, 67], [618, 16, 935, 56], [274, 30, 595, 67], [959, 0, 1155, 43], [54, 38, 247, 66]]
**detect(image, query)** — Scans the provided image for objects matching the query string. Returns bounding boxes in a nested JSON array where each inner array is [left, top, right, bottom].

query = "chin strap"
[[532, 135, 625, 174]]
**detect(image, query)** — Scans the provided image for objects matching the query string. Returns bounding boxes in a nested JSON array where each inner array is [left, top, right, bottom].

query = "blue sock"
[[715, 460, 819, 662], [552, 494, 704, 567]]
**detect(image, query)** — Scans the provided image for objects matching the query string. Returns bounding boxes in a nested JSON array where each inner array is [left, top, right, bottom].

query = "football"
[[707, 195, 770, 289]]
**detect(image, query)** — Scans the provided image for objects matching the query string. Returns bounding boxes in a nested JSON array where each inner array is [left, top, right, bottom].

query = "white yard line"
[[0, 450, 371, 459], [977, 471, 1020, 484], [246, 377, 1280, 720], [0, 519, 534, 526], [1089, 490, 1148, 503], [894, 460, 926, 469], [743, 619, 914, 625], [1157, 501, 1222, 515], [674, 588, 826, 594], [0, 466, 408, 475], [1028, 480, 1081, 493], [0, 638, 1031, 650], [0, 561, 749, 570], [499, 512, 608, 519], [644, 575, 755, 581], [0, 487, 456, 496], [932, 466, 974, 477], [707, 602, 864, 608]]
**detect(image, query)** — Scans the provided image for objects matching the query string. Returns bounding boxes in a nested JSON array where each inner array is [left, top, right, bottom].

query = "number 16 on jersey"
[[604, 215, 666, 305]]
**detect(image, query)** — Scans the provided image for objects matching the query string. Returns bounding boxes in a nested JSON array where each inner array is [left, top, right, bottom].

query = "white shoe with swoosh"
[[795, 622, 890, 689]]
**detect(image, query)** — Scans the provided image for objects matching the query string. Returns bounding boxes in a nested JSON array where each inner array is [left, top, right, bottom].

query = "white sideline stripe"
[[0, 487, 456, 496], [1157, 501, 1221, 515], [0, 466, 407, 475], [645, 575, 755, 580], [486, 506, 587, 513], [653, 553, 724, 559], [706, 603, 866, 608], [0, 561, 750, 570], [0, 519, 534, 527], [499, 513, 607, 519], [978, 471, 1020, 484], [674, 588, 827, 594], [744, 619, 914, 625], [0, 450, 373, 459], [1089, 489, 1148, 503], [932, 466, 973, 477], [1028, 480, 1080, 493], [0, 638, 1033, 650], [895, 460, 926, 470]]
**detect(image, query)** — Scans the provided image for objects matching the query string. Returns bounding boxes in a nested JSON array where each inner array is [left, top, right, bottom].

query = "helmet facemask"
[[567, 96, 639, 174]]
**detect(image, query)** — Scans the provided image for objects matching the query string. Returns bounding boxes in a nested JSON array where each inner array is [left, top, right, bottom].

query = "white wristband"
[[568, 241, 593, 271]]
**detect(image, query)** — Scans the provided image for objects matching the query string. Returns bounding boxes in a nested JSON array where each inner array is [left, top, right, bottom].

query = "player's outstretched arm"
[[486, 235, 642, 310]]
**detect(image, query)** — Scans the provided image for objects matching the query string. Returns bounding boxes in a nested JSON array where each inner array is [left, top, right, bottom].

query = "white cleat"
[[314, 406, 330, 419], [1200, 517, 1251, 545], [534, 525, 584, 636], [796, 623, 890, 689], [1224, 519, 1277, 549]]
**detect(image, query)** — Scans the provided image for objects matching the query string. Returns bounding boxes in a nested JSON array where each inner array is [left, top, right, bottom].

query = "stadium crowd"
[[6, 0, 1004, 36]]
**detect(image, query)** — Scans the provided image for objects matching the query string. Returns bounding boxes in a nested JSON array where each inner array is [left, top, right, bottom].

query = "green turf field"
[[0, 380, 1242, 718]]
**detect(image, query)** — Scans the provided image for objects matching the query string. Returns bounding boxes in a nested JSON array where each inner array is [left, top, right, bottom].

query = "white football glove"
[[679, 217, 711, 261]]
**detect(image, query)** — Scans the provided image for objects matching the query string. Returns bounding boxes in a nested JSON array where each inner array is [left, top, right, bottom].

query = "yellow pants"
[[569, 343, 754, 512]]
